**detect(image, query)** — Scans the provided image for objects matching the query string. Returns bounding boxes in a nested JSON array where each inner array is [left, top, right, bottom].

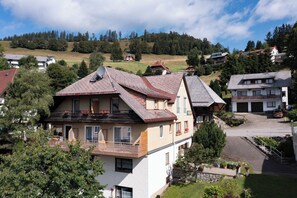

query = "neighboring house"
[[150, 61, 171, 75], [125, 54, 134, 61], [4, 54, 56, 70], [46, 66, 193, 198], [185, 76, 225, 127], [240, 46, 279, 63], [274, 53, 287, 64], [209, 52, 228, 64], [0, 68, 17, 106], [228, 71, 291, 113]]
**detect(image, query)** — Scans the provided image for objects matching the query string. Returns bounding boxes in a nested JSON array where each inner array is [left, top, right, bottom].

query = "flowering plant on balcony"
[[184, 128, 189, 133], [63, 110, 70, 117], [81, 109, 89, 115], [176, 130, 182, 136]]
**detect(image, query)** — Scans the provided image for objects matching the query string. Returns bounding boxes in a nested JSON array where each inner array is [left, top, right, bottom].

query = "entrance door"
[[65, 125, 72, 140], [251, 102, 263, 112], [237, 102, 248, 112]]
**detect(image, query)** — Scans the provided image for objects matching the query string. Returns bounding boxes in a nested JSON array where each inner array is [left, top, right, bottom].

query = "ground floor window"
[[115, 158, 133, 173], [115, 186, 133, 198], [267, 101, 276, 108]]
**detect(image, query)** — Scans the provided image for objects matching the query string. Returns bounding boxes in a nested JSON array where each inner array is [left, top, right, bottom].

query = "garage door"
[[237, 102, 248, 112], [251, 102, 263, 112]]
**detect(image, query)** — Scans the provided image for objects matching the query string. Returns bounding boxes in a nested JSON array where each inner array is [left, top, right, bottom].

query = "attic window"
[[243, 80, 251, 85], [266, 79, 273, 84]]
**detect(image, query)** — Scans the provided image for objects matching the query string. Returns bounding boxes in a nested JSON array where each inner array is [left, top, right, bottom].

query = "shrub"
[[287, 109, 297, 121], [220, 179, 241, 197], [204, 185, 224, 198], [193, 121, 226, 157], [277, 137, 294, 157]]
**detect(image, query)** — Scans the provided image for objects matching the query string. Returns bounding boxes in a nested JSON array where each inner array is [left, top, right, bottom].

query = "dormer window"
[[266, 79, 273, 84], [243, 80, 251, 85], [255, 79, 262, 84]]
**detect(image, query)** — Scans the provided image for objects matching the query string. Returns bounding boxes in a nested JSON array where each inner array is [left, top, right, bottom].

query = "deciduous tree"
[[0, 68, 53, 133], [0, 131, 105, 197], [89, 52, 105, 72]]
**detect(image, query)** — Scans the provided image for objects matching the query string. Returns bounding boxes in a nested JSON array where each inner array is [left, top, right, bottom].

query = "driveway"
[[222, 137, 297, 175], [224, 113, 292, 137]]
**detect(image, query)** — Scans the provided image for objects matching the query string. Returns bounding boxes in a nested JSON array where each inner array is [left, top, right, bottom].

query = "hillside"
[[0, 41, 187, 73]]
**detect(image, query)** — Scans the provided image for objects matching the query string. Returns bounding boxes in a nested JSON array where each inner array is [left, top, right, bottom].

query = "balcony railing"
[[47, 110, 142, 123], [232, 94, 281, 100], [49, 131, 148, 158]]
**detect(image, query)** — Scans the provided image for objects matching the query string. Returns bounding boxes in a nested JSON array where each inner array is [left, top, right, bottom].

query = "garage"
[[251, 102, 263, 112], [237, 102, 248, 112]]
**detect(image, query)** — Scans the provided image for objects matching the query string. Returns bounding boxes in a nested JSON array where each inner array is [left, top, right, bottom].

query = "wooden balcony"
[[49, 131, 148, 158], [46, 110, 143, 124], [232, 94, 281, 100]]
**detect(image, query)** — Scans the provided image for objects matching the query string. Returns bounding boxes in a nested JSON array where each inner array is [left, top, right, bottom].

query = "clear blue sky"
[[0, 0, 297, 51]]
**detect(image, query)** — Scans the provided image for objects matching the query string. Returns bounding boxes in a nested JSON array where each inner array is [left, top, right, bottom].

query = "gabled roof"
[[185, 76, 225, 107], [0, 68, 18, 96], [150, 61, 171, 73], [56, 66, 182, 123], [227, 71, 291, 90]]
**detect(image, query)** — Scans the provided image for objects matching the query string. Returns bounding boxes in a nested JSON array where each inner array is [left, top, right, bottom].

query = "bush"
[[287, 109, 297, 121], [220, 179, 241, 197], [204, 185, 224, 198], [277, 137, 294, 157], [255, 137, 279, 148], [193, 121, 226, 157]]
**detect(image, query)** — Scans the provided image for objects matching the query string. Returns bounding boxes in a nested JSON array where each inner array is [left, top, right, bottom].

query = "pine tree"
[[77, 60, 89, 78]]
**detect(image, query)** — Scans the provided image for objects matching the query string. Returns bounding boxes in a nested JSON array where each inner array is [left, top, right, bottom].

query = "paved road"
[[224, 113, 292, 137], [222, 137, 297, 175]]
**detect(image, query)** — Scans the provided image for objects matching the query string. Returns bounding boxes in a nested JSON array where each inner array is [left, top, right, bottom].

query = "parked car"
[[273, 109, 283, 118]]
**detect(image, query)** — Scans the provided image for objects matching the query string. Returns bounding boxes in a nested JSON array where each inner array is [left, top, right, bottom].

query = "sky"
[[0, 0, 297, 51]]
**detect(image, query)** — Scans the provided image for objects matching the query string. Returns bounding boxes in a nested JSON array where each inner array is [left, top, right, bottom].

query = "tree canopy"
[[89, 52, 105, 72], [0, 68, 53, 133], [46, 63, 77, 93], [18, 55, 38, 69], [77, 60, 89, 78], [0, 131, 105, 197]]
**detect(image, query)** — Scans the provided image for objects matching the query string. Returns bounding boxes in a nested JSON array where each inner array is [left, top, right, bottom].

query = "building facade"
[[46, 66, 193, 198], [4, 54, 56, 70], [228, 71, 291, 113]]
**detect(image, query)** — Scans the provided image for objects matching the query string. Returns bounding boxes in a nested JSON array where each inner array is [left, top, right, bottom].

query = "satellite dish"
[[96, 66, 106, 79], [90, 66, 105, 82]]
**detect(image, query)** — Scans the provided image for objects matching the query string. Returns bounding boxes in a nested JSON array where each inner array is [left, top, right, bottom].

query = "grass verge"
[[162, 174, 297, 198]]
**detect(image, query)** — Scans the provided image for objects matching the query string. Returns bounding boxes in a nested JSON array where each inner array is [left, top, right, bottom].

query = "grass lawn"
[[199, 71, 221, 85], [1, 41, 187, 73], [162, 174, 297, 198]]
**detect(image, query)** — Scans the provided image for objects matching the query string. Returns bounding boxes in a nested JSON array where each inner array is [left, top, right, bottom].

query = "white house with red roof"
[[46, 66, 193, 198]]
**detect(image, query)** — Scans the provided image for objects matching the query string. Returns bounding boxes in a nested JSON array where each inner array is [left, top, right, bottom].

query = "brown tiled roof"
[[56, 66, 181, 123], [150, 60, 171, 73], [145, 73, 184, 103], [0, 68, 17, 96]]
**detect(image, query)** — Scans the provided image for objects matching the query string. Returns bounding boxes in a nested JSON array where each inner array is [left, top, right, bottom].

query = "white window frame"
[[176, 96, 180, 114], [165, 152, 169, 165], [159, 125, 163, 138], [267, 101, 276, 108], [183, 97, 187, 114], [113, 126, 131, 143], [85, 125, 100, 143]]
